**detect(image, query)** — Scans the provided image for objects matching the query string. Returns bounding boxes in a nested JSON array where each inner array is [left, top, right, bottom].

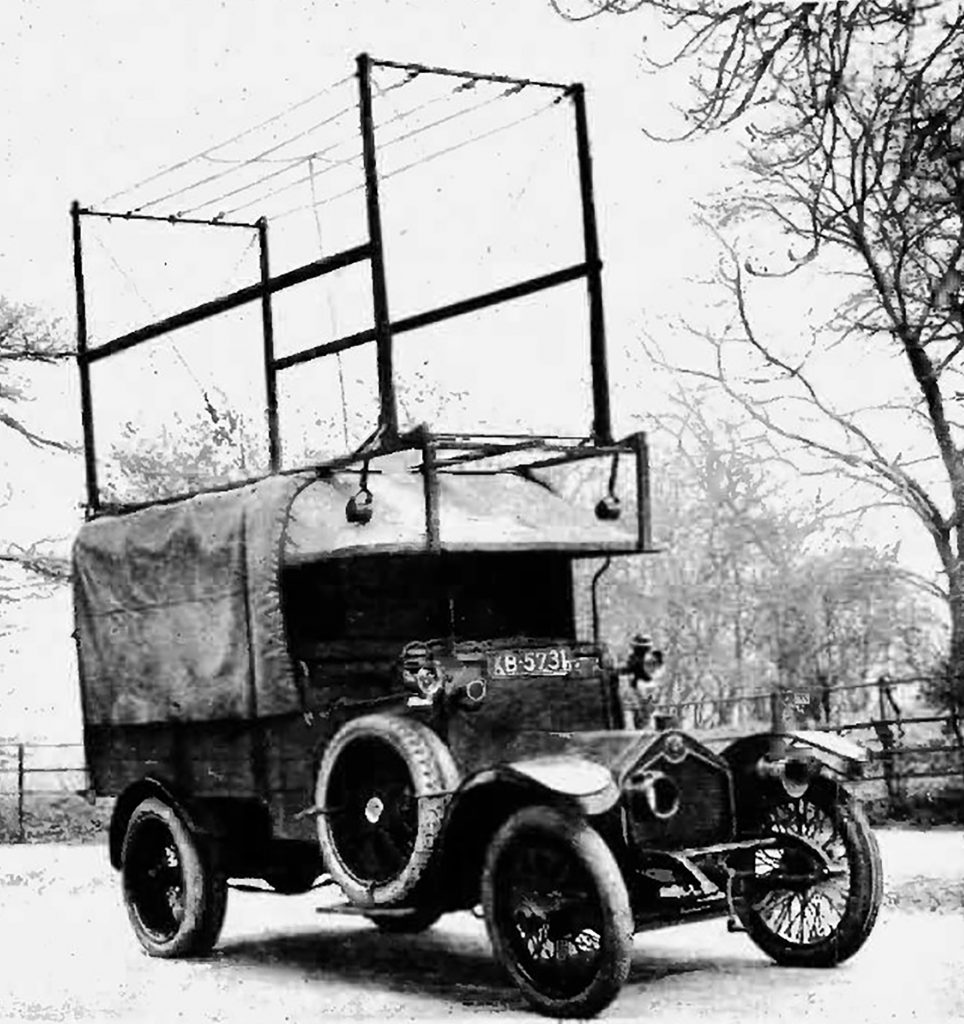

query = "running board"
[[316, 903, 417, 918]]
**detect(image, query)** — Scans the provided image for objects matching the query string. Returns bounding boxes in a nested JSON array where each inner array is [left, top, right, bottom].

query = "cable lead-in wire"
[[98, 73, 354, 206], [221, 84, 534, 220], [266, 94, 564, 223], [133, 100, 358, 214], [183, 79, 476, 216]]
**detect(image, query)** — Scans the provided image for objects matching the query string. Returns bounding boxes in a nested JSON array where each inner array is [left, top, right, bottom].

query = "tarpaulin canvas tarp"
[[73, 473, 310, 727], [284, 456, 638, 561], [74, 457, 637, 726]]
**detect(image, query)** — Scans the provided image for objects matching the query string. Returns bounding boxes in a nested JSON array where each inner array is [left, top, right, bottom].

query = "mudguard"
[[723, 730, 868, 781], [785, 729, 869, 777], [461, 756, 621, 816]]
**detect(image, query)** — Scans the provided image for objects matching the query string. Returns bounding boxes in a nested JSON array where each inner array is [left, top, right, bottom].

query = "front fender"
[[723, 730, 868, 781], [461, 756, 620, 816]]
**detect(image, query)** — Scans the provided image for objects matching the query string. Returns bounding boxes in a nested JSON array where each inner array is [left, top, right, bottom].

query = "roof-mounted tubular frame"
[[72, 53, 634, 545]]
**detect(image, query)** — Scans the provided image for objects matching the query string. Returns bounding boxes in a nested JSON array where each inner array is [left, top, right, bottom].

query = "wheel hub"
[[364, 795, 386, 823]]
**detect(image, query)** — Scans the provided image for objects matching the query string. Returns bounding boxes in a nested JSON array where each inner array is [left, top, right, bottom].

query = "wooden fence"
[[1, 675, 962, 838], [656, 674, 964, 815]]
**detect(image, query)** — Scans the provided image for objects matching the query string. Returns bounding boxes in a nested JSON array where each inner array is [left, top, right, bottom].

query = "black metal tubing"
[[391, 262, 591, 337], [94, 427, 428, 517], [78, 207, 260, 230], [419, 432, 441, 552], [513, 441, 635, 472], [358, 53, 398, 438], [370, 56, 570, 92], [83, 243, 371, 364], [71, 201, 99, 516], [570, 84, 613, 446], [257, 218, 280, 472], [631, 431, 651, 552], [273, 261, 592, 373], [431, 439, 561, 470], [273, 326, 377, 372]]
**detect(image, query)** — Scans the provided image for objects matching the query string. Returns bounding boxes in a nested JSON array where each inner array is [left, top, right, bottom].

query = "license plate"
[[487, 647, 574, 678]]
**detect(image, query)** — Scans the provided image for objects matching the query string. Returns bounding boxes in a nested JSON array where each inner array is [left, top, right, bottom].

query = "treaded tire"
[[121, 797, 227, 958], [736, 778, 883, 967], [482, 805, 633, 1018], [316, 714, 459, 906]]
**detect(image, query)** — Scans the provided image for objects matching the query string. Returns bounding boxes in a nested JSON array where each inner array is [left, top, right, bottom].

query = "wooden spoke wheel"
[[482, 806, 633, 1018], [735, 779, 882, 967], [121, 798, 227, 958]]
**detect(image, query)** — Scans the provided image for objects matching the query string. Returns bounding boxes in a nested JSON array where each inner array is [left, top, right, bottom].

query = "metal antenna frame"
[[71, 54, 650, 552]]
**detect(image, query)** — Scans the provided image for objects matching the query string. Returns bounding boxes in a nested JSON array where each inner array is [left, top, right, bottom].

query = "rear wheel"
[[482, 806, 633, 1018], [735, 779, 882, 967], [121, 797, 227, 957]]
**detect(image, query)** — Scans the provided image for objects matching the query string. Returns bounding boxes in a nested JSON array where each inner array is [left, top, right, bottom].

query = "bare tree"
[[552, 0, 964, 704], [0, 298, 73, 598]]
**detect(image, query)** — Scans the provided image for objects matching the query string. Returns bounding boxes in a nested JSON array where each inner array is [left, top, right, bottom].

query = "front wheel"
[[482, 806, 633, 1019], [735, 778, 883, 967], [121, 797, 227, 958]]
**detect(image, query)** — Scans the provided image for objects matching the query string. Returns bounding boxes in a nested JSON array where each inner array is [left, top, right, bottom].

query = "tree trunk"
[[947, 565, 964, 709]]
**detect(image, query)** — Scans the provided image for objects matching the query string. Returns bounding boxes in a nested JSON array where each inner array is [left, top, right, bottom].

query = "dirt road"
[[0, 828, 960, 1023]]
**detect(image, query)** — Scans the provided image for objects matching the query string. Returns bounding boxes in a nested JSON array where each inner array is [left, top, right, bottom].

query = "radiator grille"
[[624, 739, 734, 851]]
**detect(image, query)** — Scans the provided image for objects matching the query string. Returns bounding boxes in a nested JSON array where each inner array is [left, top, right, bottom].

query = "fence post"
[[17, 743, 25, 844], [874, 675, 905, 817], [948, 708, 964, 784], [769, 686, 786, 759]]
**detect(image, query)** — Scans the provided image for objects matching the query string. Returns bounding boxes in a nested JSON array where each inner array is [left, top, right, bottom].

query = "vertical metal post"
[[258, 218, 280, 472], [357, 53, 398, 439], [420, 430, 441, 552], [631, 432, 651, 551], [17, 743, 25, 843], [570, 84, 612, 446], [72, 202, 99, 516]]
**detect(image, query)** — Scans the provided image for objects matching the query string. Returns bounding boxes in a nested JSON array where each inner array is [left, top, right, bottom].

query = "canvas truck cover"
[[284, 455, 638, 561], [74, 473, 310, 727], [74, 461, 637, 727]]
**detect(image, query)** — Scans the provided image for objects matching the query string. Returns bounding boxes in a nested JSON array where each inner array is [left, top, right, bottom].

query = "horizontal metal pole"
[[434, 431, 588, 443], [91, 429, 427, 518], [275, 262, 593, 373], [391, 262, 593, 337], [369, 55, 570, 92], [431, 439, 546, 470], [515, 441, 636, 472], [274, 326, 377, 371], [85, 243, 372, 364], [78, 207, 260, 229]]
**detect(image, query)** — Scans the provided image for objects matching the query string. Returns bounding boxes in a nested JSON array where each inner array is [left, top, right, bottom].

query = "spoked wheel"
[[483, 806, 633, 1019], [121, 797, 227, 958], [735, 778, 882, 967], [316, 715, 458, 906]]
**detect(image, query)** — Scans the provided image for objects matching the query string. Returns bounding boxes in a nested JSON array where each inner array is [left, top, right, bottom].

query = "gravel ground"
[[0, 827, 960, 1023]]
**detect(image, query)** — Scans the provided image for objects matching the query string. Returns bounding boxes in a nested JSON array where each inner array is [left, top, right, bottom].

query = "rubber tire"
[[121, 797, 228, 958], [482, 805, 633, 1019], [736, 779, 883, 967], [316, 714, 459, 906]]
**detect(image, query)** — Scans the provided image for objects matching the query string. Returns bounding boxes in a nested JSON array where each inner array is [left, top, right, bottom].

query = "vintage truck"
[[70, 54, 882, 1018]]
